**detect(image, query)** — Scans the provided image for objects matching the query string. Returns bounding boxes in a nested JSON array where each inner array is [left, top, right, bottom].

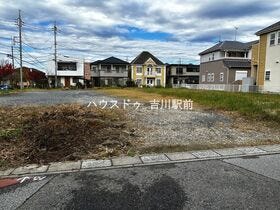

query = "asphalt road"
[[0, 90, 116, 106], [1, 154, 280, 210]]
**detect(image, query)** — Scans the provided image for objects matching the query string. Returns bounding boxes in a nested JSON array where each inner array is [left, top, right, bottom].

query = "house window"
[[187, 67, 199, 72], [220, 73, 224, 82], [270, 33, 276, 46], [208, 73, 214, 82], [212, 73, 215, 82], [212, 53, 215, 61], [176, 67, 183, 74], [72, 78, 79, 83], [207, 73, 211, 82], [147, 65, 153, 75], [147, 79, 154, 86], [136, 66, 142, 74], [202, 75, 206, 82], [278, 31, 280, 44], [91, 66, 97, 72], [265, 71, 271, 81], [156, 67, 161, 74], [156, 79, 161, 86], [57, 62, 77, 71], [115, 66, 120, 73], [106, 66, 111, 72]]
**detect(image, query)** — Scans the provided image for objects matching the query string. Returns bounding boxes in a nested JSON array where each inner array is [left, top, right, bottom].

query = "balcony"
[[145, 71, 157, 77]]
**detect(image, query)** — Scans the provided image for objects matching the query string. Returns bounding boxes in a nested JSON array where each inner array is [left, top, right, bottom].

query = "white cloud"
[[0, 0, 279, 70]]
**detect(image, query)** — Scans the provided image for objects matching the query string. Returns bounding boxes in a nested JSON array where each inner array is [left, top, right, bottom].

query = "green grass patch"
[[0, 128, 22, 139], [141, 88, 280, 123]]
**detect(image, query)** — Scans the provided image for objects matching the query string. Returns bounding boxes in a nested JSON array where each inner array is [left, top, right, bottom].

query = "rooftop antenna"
[[234, 26, 239, 41]]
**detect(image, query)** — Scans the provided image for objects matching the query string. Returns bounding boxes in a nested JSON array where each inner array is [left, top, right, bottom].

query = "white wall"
[[47, 56, 84, 77], [200, 51, 223, 63], [264, 31, 280, 92]]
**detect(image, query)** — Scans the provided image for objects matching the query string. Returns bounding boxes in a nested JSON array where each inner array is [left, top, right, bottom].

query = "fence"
[[173, 84, 264, 93]]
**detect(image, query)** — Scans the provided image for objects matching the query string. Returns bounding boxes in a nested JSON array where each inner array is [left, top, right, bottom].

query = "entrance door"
[[65, 77, 70, 87], [147, 79, 154, 87]]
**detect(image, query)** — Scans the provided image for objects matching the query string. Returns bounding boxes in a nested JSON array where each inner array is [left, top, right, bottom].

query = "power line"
[[22, 41, 52, 51], [21, 48, 49, 69]]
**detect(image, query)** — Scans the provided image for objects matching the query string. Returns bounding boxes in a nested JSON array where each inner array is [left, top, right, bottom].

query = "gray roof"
[[223, 59, 251, 69], [256, 21, 280, 36], [131, 51, 164, 65], [92, 56, 129, 65], [199, 41, 254, 55]]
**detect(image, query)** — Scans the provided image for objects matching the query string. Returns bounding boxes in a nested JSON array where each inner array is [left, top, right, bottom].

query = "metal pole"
[[18, 10, 23, 89], [53, 21, 58, 88], [11, 37, 14, 69]]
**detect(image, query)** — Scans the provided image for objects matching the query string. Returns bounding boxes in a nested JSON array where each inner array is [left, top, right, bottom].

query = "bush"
[[126, 80, 137, 87]]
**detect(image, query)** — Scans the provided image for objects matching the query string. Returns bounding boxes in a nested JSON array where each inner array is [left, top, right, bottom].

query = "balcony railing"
[[145, 72, 158, 76]]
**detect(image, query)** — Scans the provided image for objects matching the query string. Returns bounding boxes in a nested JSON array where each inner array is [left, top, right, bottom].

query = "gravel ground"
[[0, 90, 117, 106], [1, 90, 279, 149], [127, 106, 280, 148]]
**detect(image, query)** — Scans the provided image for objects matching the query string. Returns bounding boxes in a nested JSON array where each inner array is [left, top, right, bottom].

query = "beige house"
[[131, 51, 166, 87], [254, 21, 280, 93]]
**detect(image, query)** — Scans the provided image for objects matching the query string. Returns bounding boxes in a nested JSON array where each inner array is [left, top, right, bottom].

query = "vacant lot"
[[100, 88, 280, 124], [0, 105, 139, 170], [99, 88, 280, 153], [0, 89, 279, 169]]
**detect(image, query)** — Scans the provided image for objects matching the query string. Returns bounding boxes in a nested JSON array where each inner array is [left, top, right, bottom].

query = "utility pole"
[[53, 21, 58, 88], [17, 10, 23, 89], [234, 26, 238, 41], [11, 36, 15, 69], [177, 58, 182, 86]]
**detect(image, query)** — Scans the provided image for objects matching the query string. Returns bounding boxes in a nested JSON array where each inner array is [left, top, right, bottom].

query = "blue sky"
[[0, 0, 279, 71]]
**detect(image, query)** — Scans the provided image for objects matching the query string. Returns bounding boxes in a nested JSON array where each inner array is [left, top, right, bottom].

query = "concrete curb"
[[1, 144, 280, 178]]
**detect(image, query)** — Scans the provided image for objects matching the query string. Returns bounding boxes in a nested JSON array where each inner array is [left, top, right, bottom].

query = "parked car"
[[0, 85, 13, 90]]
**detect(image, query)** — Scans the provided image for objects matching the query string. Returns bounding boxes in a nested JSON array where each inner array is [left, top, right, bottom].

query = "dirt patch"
[[0, 105, 140, 170], [126, 106, 280, 152]]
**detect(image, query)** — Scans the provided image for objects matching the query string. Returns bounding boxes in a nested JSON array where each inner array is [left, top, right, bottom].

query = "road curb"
[[1, 144, 280, 179]]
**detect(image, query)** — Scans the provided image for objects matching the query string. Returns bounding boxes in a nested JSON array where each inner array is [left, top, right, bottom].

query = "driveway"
[[1, 154, 280, 209]]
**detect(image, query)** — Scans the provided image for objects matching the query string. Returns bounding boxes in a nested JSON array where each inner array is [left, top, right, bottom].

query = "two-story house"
[[199, 41, 257, 84], [47, 56, 84, 87], [166, 64, 199, 86], [254, 21, 280, 93], [131, 51, 166, 87], [90, 56, 129, 87]]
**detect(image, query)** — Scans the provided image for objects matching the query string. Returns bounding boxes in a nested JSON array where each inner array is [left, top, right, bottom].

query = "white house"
[[47, 56, 84, 87], [255, 21, 280, 93]]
